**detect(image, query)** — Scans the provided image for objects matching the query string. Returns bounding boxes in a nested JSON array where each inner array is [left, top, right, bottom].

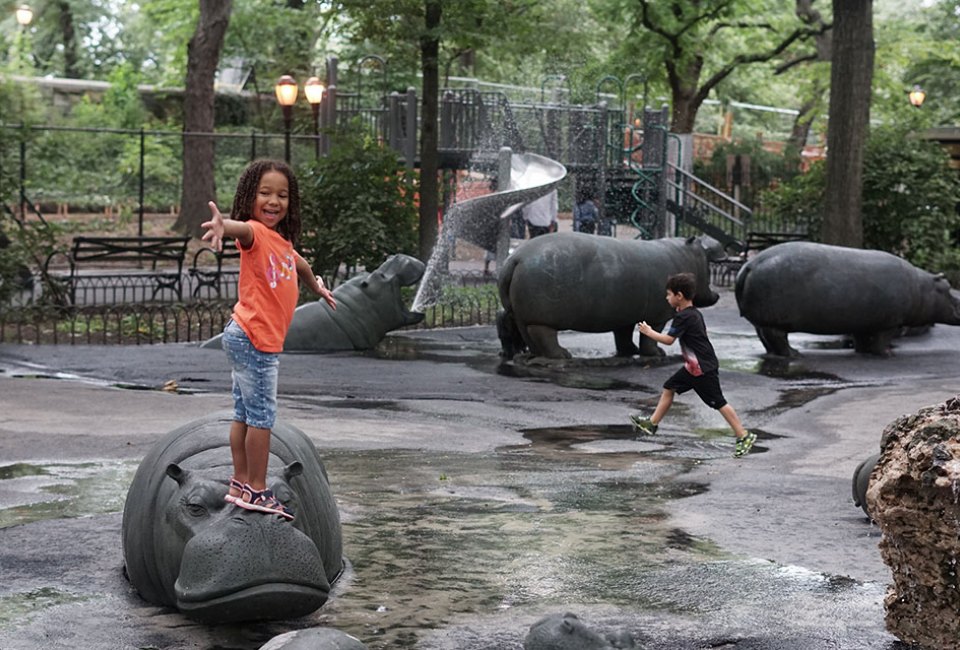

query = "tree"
[[338, 0, 550, 263], [612, 0, 828, 135], [821, 0, 874, 247], [174, 0, 232, 238]]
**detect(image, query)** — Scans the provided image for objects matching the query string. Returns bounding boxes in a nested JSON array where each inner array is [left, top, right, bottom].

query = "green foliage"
[[299, 129, 418, 281], [760, 125, 960, 272]]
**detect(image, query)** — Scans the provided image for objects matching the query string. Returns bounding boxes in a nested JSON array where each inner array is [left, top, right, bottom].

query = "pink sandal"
[[224, 477, 244, 504], [234, 484, 295, 521]]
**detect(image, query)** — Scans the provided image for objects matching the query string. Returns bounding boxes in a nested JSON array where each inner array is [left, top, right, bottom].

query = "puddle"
[[0, 587, 89, 626], [496, 364, 643, 391], [0, 460, 138, 528], [0, 428, 891, 649]]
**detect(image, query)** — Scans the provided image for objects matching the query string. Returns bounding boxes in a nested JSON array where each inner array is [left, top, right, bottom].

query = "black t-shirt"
[[667, 306, 719, 376]]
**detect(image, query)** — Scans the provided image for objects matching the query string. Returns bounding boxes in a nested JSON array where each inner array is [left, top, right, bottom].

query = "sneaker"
[[629, 414, 658, 435], [235, 484, 295, 520], [734, 431, 757, 458]]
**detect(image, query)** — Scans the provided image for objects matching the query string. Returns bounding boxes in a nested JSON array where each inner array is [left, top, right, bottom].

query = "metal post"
[[322, 85, 336, 156], [19, 135, 26, 219], [282, 106, 292, 163], [404, 87, 417, 178], [496, 146, 512, 270], [138, 128, 145, 237]]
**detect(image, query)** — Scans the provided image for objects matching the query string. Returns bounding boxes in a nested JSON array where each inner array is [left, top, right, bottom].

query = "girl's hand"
[[201, 201, 225, 251], [317, 279, 337, 310]]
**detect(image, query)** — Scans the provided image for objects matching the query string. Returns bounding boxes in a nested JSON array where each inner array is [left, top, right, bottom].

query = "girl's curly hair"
[[231, 159, 302, 248]]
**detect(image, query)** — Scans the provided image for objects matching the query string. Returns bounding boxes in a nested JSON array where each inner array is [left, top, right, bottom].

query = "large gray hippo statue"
[[498, 233, 723, 359], [736, 242, 960, 356], [201, 253, 425, 352], [121, 412, 343, 624]]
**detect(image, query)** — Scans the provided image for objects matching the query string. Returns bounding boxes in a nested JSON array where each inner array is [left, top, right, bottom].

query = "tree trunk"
[[54, 1, 79, 79], [417, 0, 441, 263], [822, 0, 874, 248], [174, 0, 232, 238]]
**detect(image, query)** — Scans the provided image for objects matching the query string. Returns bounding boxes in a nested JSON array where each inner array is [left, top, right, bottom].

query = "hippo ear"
[[283, 461, 304, 481], [561, 619, 576, 634], [165, 463, 189, 486], [685, 235, 696, 245]]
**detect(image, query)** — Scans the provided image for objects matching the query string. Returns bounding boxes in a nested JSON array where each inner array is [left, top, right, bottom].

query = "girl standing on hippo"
[[202, 159, 337, 520]]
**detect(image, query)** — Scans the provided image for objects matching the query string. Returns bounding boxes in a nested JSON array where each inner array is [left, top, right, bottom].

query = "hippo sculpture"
[[200, 253, 425, 352], [121, 412, 343, 624], [852, 452, 881, 519], [260, 628, 368, 650], [524, 612, 636, 649], [736, 242, 960, 357], [497, 233, 724, 359]]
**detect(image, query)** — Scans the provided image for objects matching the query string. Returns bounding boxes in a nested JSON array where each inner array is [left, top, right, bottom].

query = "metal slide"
[[411, 151, 566, 311], [445, 151, 567, 254]]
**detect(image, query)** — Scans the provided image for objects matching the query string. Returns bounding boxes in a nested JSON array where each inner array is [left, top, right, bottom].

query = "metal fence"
[[0, 270, 503, 345], [0, 264, 742, 347]]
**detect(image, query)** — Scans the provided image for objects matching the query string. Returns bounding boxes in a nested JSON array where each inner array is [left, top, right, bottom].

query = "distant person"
[[573, 195, 598, 234], [202, 159, 338, 521], [523, 189, 558, 238], [629, 272, 756, 458]]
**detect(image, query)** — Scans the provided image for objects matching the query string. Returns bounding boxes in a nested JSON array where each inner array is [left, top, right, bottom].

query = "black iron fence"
[[0, 264, 743, 347], [0, 270, 503, 345]]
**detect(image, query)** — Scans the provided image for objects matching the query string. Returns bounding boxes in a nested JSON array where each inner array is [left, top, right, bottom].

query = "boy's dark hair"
[[666, 272, 697, 299], [232, 159, 302, 248]]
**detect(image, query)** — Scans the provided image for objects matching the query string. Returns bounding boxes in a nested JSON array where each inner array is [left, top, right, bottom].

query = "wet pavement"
[[0, 287, 956, 649]]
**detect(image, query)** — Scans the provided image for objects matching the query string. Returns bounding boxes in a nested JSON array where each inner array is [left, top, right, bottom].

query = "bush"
[[759, 125, 960, 273], [298, 128, 418, 284]]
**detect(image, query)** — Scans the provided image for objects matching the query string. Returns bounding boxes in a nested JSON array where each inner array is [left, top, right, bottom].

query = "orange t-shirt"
[[231, 220, 299, 353]]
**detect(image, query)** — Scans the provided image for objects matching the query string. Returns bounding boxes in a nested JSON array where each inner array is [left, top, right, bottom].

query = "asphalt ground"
[[1, 286, 957, 648]]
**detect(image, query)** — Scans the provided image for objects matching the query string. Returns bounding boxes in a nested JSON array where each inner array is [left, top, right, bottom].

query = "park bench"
[[43, 235, 191, 305], [188, 239, 240, 298]]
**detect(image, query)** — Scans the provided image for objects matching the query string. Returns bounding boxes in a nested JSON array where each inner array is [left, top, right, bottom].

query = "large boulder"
[[121, 412, 343, 624], [498, 233, 723, 359], [867, 395, 960, 649], [736, 242, 960, 356]]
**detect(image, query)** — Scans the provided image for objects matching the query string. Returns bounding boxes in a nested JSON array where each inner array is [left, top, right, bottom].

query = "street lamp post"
[[304, 76, 325, 159], [15, 4, 33, 27], [909, 85, 926, 108], [274, 75, 298, 163]]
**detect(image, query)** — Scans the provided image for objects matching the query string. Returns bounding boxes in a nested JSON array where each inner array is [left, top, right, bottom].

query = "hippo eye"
[[184, 501, 208, 518]]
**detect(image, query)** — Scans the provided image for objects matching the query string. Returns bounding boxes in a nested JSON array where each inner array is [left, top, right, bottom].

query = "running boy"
[[629, 272, 756, 458], [203, 159, 337, 520]]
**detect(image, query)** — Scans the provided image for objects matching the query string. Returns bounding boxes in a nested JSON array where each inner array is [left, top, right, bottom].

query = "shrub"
[[759, 126, 960, 273], [298, 128, 418, 284]]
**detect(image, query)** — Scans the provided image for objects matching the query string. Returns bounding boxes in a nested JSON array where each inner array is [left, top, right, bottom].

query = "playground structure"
[[319, 56, 762, 254], [1, 56, 804, 259]]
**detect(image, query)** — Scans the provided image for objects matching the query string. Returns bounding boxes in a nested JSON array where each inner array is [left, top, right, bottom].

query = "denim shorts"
[[221, 319, 279, 429]]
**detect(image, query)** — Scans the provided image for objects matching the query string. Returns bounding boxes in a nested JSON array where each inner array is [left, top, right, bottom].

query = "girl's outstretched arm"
[[295, 252, 337, 310], [201, 202, 253, 250]]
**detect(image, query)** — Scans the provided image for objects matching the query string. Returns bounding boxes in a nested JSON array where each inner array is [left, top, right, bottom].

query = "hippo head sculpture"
[[199, 253, 425, 352], [121, 412, 343, 624]]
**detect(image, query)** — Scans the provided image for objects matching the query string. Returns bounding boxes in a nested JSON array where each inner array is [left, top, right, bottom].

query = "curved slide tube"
[[412, 151, 567, 311]]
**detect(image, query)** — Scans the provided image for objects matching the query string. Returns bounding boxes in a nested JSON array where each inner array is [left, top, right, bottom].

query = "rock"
[[523, 612, 636, 649], [867, 395, 960, 649], [259, 627, 368, 649]]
